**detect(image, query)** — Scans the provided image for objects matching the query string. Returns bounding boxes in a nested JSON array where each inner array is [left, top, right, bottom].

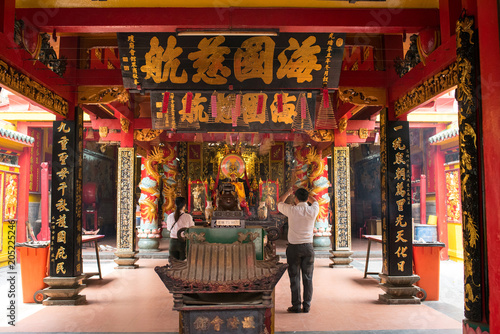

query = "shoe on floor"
[[302, 307, 310, 313], [287, 306, 302, 313]]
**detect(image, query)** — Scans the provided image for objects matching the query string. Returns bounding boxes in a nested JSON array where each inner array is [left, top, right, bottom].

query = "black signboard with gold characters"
[[117, 33, 345, 90], [383, 120, 412, 276], [49, 116, 84, 278], [150, 90, 316, 132]]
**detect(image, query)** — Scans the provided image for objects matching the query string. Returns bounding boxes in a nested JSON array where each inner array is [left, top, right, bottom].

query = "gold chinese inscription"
[[191, 314, 258, 332], [140, 36, 187, 84], [51, 121, 73, 276], [138, 34, 326, 86], [234, 36, 275, 84], [277, 36, 321, 83]]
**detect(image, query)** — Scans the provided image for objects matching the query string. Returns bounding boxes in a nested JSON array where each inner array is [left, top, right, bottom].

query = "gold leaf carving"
[[120, 117, 130, 133], [134, 129, 163, 141], [0, 60, 68, 117], [395, 62, 458, 117], [305, 129, 335, 142], [78, 86, 129, 104], [99, 126, 109, 138], [339, 87, 386, 106]]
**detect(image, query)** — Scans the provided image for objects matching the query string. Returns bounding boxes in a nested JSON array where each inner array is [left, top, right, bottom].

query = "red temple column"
[[432, 146, 448, 260], [478, 0, 500, 331], [16, 123, 30, 243]]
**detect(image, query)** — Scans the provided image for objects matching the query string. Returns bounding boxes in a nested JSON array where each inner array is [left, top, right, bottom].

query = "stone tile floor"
[[0, 237, 464, 333]]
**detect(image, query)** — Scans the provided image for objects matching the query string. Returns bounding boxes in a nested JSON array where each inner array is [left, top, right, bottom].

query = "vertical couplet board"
[[117, 147, 136, 251], [334, 146, 351, 250], [381, 109, 413, 276], [49, 109, 84, 277]]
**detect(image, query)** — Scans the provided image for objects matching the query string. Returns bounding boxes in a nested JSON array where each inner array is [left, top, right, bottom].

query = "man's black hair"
[[294, 188, 309, 202]]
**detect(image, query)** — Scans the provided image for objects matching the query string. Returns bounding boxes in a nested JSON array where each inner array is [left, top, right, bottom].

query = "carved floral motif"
[[334, 147, 350, 250], [116, 148, 135, 250], [395, 62, 458, 117], [0, 60, 68, 117], [134, 129, 163, 141]]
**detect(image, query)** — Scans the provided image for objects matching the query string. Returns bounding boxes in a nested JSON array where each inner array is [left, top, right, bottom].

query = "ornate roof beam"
[[16, 8, 439, 34]]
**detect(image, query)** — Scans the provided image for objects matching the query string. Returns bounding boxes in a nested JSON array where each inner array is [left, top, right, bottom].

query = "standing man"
[[278, 187, 319, 313]]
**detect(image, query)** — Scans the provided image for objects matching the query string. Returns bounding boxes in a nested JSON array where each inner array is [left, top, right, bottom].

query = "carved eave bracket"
[[78, 86, 129, 105], [338, 87, 387, 107], [394, 62, 458, 118]]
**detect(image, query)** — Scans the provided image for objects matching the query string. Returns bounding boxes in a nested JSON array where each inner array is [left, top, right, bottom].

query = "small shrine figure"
[[217, 153, 251, 216]]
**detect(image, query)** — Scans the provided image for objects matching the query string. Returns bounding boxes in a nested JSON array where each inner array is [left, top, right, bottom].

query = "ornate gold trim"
[[338, 117, 348, 133], [334, 147, 351, 251], [134, 129, 163, 141], [99, 126, 109, 138], [358, 128, 369, 139], [116, 147, 135, 251], [120, 117, 131, 133], [0, 60, 68, 117], [394, 62, 458, 117], [339, 87, 386, 106], [306, 129, 335, 142], [78, 86, 129, 104]]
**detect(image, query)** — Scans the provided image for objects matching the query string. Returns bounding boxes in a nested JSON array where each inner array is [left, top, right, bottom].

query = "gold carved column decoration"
[[114, 147, 138, 269], [329, 146, 353, 268], [456, 14, 484, 324]]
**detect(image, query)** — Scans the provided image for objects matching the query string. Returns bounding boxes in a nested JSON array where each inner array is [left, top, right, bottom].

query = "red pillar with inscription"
[[432, 146, 448, 260]]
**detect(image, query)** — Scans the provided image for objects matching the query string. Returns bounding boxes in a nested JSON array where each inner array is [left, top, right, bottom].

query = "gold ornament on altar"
[[99, 126, 109, 138], [120, 117, 130, 133]]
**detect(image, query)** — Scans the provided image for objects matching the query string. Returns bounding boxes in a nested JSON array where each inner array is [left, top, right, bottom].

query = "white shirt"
[[166, 212, 195, 239], [278, 201, 319, 244]]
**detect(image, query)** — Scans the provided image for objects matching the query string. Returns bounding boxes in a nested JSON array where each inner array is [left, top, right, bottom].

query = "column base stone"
[[42, 275, 86, 306], [378, 274, 421, 305], [329, 250, 354, 268], [114, 250, 139, 269]]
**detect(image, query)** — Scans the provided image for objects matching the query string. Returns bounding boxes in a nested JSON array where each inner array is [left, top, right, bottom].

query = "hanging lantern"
[[185, 92, 193, 114], [277, 93, 283, 113], [211, 92, 217, 118], [162, 91, 169, 113]]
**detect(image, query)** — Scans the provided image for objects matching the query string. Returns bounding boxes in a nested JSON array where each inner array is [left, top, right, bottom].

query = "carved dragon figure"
[[305, 148, 330, 231], [161, 143, 178, 228], [294, 147, 331, 239], [138, 146, 167, 239]]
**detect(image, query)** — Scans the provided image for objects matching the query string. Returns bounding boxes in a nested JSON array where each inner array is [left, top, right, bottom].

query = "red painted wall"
[[477, 0, 500, 328]]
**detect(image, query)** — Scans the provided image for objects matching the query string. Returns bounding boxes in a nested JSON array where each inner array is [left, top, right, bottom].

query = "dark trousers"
[[169, 238, 187, 261], [286, 243, 314, 310]]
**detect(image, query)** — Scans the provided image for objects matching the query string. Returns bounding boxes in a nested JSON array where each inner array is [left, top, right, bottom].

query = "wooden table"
[[362, 234, 382, 278], [82, 234, 105, 279]]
